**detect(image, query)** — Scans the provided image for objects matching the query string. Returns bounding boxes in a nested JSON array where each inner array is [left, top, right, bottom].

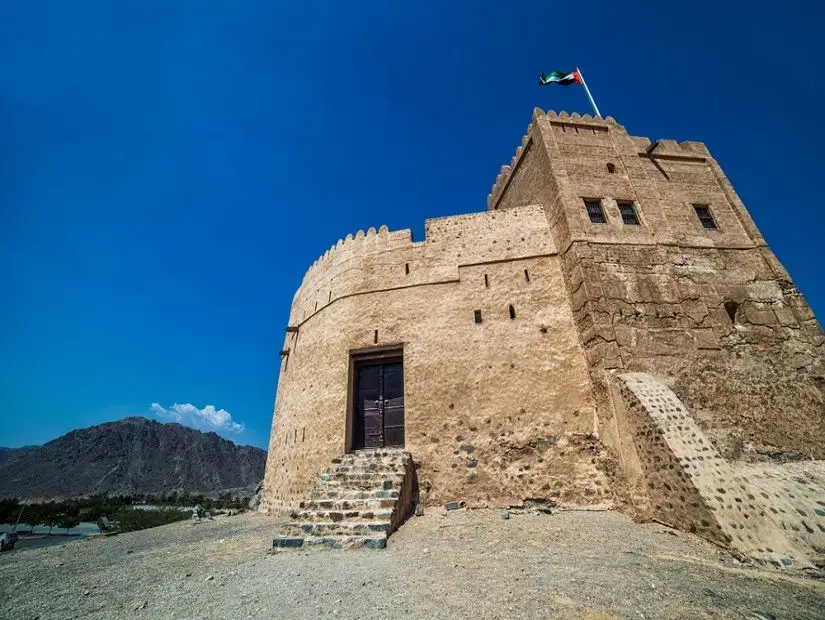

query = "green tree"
[[57, 514, 80, 535], [21, 503, 44, 532], [0, 499, 20, 525], [44, 505, 61, 535]]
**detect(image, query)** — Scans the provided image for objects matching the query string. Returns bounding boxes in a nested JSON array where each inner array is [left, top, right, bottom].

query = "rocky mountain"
[[0, 445, 37, 466], [0, 417, 266, 499]]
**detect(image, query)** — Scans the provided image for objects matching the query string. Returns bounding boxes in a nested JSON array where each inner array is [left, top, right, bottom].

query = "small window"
[[484, 274, 489, 288], [474, 310, 482, 324], [509, 304, 516, 320], [584, 199, 606, 224], [694, 205, 717, 229], [606, 163, 616, 174], [374, 329, 378, 344], [618, 202, 640, 226], [724, 301, 738, 323], [405, 263, 410, 275], [524, 269, 530, 282]]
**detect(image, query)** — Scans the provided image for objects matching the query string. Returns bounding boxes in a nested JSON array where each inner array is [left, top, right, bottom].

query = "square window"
[[618, 202, 640, 226], [693, 205, 717, 229], [584, 199, 606, 224]]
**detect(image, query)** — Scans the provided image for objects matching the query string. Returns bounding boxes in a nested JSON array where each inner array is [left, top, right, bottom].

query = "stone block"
[[681, 299, 709, 324], [364, 538, 387, 549], [273, 537, 304, 549], [676, 276, 703, 300], [790, 301, 815, 323], [693, 328, 720, 350], [586, 281, 605, 300], [746, 280, 783, 302], [743, 304, 779, 327], [801, 320, 825, 346], [570, 282, 589, 312], [614, 325, 636, 348], [773, 305, 798, 328], [602, 279, 630, 301]]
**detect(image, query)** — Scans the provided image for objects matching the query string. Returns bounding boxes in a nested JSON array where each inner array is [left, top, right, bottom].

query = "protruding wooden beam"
[[286, 326, 299, 333]]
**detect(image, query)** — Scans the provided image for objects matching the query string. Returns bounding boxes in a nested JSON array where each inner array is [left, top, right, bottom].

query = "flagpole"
[[576, 67, 601, 117]]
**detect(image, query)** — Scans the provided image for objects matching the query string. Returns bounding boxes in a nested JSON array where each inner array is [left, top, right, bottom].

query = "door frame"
[[345, 344, 405, 453]]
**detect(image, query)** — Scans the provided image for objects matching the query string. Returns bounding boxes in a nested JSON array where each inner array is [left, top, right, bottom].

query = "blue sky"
[[2, 1, 823, 449]]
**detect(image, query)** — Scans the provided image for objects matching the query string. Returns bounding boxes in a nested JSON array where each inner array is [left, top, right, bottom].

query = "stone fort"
[[262, 109, 825, 565]]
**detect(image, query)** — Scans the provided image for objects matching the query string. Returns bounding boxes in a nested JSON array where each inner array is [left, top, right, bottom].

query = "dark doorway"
[[352, 356, 405, 450]]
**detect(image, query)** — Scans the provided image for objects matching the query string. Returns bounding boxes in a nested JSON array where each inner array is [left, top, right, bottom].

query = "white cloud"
[[150, 402, 244, 434]]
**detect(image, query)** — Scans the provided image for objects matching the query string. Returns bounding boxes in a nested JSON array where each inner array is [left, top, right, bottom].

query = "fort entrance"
[[349, 348, 405, 450]]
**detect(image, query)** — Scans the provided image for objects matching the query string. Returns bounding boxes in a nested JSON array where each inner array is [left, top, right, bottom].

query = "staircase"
[[273, 448, 415, 550]]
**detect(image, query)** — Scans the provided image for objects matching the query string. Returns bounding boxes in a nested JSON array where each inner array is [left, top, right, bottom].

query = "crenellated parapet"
[[486, 109, 627, 211], [288, 205, 557, 326], [485, 110, 536, 211], [300, 225, 413, 287]]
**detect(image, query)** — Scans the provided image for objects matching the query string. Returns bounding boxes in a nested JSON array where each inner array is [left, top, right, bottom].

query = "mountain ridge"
[[0, 417, 266, 499]]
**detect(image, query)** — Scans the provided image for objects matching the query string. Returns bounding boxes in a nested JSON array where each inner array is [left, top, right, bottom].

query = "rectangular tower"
[[489, 109, 824, 462]]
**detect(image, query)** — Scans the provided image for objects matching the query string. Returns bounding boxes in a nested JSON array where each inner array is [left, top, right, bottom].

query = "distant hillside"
[[0, 417, 266, 499], [0, 445, 37, 466]]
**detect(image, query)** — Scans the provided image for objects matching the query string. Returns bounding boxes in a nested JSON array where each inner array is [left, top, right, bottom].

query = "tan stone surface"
[[489, 110, 824, 462], [616, 372, 824, 567], [262, 205, 608, 513], [262, 110, 825, 566]]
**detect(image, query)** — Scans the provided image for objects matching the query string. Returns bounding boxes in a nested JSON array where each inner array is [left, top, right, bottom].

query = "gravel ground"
[[1, 509, 823, 620]]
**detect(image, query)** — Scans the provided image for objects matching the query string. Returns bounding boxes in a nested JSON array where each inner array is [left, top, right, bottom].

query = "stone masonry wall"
[[616, 373, 825, 568], [489, 110, 825, 468], [261, 205, 612, 514]]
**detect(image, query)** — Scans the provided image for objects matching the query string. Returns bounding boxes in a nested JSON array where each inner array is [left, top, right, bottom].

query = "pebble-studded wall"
[[616, 372, 824, 568]]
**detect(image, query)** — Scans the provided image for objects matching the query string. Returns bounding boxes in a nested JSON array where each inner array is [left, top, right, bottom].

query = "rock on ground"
[[0, 510, 823, 620]]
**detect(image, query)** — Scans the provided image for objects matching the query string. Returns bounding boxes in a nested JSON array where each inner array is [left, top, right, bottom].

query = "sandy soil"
[[1, 509, 823, 620]]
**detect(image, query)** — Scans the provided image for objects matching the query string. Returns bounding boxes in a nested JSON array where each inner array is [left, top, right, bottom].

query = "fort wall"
[[262, 110, 825, 563], [262, 205, 611, 513], [615, 373, 824, 568], [490, 110, 825, 465]]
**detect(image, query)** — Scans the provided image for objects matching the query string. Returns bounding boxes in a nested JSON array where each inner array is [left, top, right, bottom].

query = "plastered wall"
[[261, 205, 611, 513]]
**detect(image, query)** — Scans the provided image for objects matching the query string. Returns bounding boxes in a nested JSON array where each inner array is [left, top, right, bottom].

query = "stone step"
[[327, 465, 406, 476], [299, 497, 397, 511], [275, 449, 411, 552], [315, 477, 402, 491], [307, 488, 400, 501], [280, 520, 392, 538], [324, 469, 406, 481], [334, 451, 407, 463], [273, 535, 387, 550], [288, 508, 394, 523], [344, 448, 407, 456], [330, 463, 407, 474]]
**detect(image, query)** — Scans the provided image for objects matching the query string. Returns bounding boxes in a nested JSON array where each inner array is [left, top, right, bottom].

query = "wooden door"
[[353, 359, 404, 450]]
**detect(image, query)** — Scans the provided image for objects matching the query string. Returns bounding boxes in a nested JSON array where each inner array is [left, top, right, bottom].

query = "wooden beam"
[[638, 152, 707, 163], [285, 326, 299, 333]]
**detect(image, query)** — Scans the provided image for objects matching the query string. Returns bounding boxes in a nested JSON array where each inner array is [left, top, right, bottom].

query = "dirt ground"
[[1, 509, 823, 620]]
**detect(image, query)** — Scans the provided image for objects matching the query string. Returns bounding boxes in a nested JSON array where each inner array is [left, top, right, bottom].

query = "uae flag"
[[539, 70, 582, 86]]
